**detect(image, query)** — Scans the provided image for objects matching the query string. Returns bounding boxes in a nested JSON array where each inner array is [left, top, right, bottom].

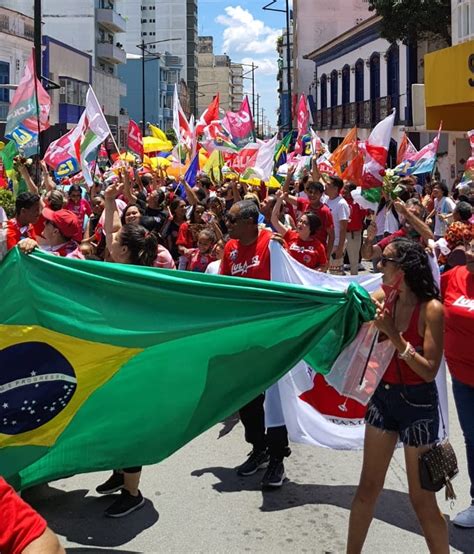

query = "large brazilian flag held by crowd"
[[0, 248, 374, 489]]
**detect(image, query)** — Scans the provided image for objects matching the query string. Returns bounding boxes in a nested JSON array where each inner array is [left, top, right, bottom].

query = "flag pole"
[[32, 47, 42, 185]]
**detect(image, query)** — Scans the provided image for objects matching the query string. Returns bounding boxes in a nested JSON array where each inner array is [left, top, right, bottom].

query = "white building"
[[115, 0, 198, 115], [0, 6, 35, 128], [307, 16, 411, 160], [292, 0, 371, 97], [423, 0, 474, 185], [4, 0, 128, 135]]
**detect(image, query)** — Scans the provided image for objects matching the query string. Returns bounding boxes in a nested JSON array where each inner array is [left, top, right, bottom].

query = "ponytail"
[[119, 223, 158, 267]]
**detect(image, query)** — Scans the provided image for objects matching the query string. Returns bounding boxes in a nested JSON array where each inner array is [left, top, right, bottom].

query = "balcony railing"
[[96, 42, 126, 65], [96, 8, 126, 33], [314, 96, 399, 131]]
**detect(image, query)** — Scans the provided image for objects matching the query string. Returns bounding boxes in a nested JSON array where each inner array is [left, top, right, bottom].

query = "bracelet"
[[398, 341, 416, 361]]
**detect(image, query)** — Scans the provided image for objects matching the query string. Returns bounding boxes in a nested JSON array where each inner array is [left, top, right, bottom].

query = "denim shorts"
[[365, 380, 439, 447]]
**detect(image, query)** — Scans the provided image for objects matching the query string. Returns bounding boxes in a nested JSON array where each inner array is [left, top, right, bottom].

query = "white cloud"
[[240, 57, 278, 76], [215, 6, 281, 55]]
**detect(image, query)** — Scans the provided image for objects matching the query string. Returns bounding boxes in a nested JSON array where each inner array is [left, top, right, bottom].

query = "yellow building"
[[424, 40, 474, 132]]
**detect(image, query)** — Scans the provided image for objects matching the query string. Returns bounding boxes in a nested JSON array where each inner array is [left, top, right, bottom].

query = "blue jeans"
[[452, 377, 474, 503]]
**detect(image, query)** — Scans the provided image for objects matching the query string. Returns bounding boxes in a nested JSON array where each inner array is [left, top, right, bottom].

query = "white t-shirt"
[[325, 196, 350, 247], [205, 259, 221, 275], [434, 196, 456, 237]]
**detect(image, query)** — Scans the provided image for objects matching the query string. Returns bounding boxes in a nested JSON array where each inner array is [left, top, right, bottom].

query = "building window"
[[330, 70, 338, 107], [355, 59, 364, 102], [341, 65, 350, 105], [457, 0, 473, 41], [369, 53, 380, 100], [386, 44, 400, 116], [0, 62, 9, 102], [320, 74, 327, 110]]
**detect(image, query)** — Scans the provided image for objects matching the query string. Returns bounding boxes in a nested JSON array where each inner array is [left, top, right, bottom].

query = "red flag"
[[294, 95, 309, 155], [195, 94, 220, 136], [128, 120, 143, 158], [396, 132, 418, 165], [228, 144, 260, 174], [222, 96, 254, 148], [43, 128, 80, 177]]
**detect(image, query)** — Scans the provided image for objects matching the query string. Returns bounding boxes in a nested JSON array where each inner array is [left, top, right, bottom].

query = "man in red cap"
[[9, 209, 83, 259], [39, 208, 83, 256]]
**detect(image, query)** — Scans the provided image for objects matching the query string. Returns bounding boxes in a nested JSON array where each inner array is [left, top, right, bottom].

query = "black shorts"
[[365, 380, 439, 447]]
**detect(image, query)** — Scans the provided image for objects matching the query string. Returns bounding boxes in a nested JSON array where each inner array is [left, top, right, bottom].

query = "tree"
[[368, 0, 451, 46]]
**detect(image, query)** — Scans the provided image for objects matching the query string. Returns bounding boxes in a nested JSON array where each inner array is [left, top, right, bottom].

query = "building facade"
[[276, 25, 293, 132], [197, 36, 235, 115], [38, 0, 127, 136], [119, 51, 184, 130], [116, 0, 198, 116], [230, 63, 244, 112], [423, 0, 474, 185], [292, 0, 371, 98], [0, 6, 35, 134]]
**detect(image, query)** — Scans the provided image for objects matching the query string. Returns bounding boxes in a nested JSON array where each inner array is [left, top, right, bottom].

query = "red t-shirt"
[[347, 199, 367, 232], [441, 265, 474, 386], [187, 248, 215, 272], [65, 198, 91, 230], [377, 228, 407, 251], [221, 229, 272, 280], [6, 218, 37, 250], [0, 477, 47, 554], [284, 229, 327, 269], [296, 198, 334, 246]]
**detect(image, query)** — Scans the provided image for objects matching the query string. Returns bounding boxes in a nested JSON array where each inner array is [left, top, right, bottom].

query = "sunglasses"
[[226, 213, 245, 224], [380, 255, 402, 267]]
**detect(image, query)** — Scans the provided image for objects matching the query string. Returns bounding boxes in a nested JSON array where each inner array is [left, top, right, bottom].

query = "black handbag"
[[418, 439, 458, 500]]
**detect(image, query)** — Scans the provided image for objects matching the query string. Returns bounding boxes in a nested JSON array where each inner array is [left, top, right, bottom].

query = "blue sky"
[[198, 0, 287, 127]]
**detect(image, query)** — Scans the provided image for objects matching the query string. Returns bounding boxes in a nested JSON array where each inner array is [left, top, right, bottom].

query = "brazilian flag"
[[0, 248, 373, 489]]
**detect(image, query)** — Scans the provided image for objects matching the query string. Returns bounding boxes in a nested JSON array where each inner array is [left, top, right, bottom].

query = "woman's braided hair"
[[391, 238, 440, 302]]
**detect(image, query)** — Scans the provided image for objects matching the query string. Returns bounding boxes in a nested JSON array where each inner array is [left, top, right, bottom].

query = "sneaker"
[[358, 263, 365, 271], [236, 449, 269, 476], [104, 489, 145, 518], [261, 458, 286, 488], [96, 472, 124, 495], [452, 505, 474, 528]]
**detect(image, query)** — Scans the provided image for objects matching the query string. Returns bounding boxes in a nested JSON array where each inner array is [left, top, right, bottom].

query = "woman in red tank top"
[[348, 238, 448, 554]]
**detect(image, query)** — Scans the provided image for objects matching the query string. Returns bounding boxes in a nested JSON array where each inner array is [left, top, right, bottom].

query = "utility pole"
[[34, 0, 42, 79], [263, 0, 292, 132], [141, 39, 146, 137], [256, 94, 260, 136], [251, 62, 256, 123]]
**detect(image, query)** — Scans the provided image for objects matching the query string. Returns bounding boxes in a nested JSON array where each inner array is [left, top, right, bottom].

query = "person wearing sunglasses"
[[440, 232, 474, 528], [348, 238, 448, 553], [220, 200, 291, 489]]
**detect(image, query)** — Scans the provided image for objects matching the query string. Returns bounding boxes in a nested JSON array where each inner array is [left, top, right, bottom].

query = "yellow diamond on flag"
[[0, 325, 141, 448]]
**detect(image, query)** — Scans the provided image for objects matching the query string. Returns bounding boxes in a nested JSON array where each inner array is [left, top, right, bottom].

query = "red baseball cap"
[[42, 208, 82, 242]]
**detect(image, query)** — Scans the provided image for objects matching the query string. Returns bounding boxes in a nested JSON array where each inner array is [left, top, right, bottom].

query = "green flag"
[[0, 141, 27, 197], [0, 248, 373, 488]]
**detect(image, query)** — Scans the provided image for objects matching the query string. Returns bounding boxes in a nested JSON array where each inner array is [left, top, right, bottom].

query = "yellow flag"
[[149, 124, 168, 142], [143, 136, 174, 153]]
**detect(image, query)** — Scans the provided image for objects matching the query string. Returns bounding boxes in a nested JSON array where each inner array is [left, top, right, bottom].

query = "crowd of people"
[[0, 150, 473, 551]]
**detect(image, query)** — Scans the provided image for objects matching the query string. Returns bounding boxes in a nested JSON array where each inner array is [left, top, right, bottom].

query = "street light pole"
[[141, 39, 146, 137], [256, 93, 260, 136], [263, 0, 292, 132], [136, 37, 181, 137]]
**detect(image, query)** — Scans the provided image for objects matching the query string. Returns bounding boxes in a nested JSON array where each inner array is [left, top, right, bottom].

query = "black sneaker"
[[261, 458, 286, 488], [96, 472, 124, 495], [104, 489, 145, 518], [236, 449, 269, 476]]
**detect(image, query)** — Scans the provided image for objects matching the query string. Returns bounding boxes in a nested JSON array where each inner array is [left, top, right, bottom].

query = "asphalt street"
[[23, 379, 474, 554]]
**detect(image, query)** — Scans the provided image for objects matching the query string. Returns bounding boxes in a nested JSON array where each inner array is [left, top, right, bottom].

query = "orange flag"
[[330, 127, 358, 176], [341, 149, 364, 187], [397, 132, 418, 165]]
